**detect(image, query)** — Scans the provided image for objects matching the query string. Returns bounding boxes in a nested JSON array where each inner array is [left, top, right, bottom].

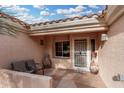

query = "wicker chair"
[[42, 54, 52, 75]]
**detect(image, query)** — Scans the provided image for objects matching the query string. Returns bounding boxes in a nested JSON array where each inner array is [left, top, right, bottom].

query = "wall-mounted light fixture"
[[100, 33, 108, 49], [101, 34, 108, 41]]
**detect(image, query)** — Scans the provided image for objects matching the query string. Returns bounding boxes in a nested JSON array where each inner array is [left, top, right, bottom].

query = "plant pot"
[[90, 61, 99, 74]]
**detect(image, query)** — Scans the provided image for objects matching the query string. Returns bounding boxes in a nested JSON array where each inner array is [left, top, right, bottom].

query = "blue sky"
[[0, 5, 106, 24]]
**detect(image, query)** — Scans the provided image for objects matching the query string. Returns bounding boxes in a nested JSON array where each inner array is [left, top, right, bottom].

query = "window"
[[55, 41, 70, 58], [91, 39, 96, 52]]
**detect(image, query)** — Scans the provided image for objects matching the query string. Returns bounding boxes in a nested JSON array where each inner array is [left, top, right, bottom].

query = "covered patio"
[[0, 5, 124, 88], [29, 14, 108, 71], [0, 5, 108, 88]]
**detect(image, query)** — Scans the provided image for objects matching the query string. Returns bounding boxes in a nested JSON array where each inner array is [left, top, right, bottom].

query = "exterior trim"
[[29, 26, 108, 36], [105, 5, 124, 26], [30, 17, 106, 31]]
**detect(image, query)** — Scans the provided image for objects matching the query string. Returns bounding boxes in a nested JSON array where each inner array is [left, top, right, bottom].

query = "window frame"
[[54, 40, 70, 58]]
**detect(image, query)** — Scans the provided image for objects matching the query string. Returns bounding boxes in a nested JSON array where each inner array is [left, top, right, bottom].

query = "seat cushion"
[[26, 59, 37, 72], [11, 60, 27, 72]]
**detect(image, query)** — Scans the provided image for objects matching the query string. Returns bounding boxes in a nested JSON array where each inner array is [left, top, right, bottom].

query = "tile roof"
[[0, 6, 107, 29], [0, 12, 30, 29], [30, 6, 107, 26], [31, 13, 104, 26]]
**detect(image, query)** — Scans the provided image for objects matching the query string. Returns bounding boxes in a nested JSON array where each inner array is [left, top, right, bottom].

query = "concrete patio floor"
[[44, 69, 106, 88]]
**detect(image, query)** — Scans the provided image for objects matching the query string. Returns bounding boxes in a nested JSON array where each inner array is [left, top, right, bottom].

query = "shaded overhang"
[[28, 16, 108, 36]]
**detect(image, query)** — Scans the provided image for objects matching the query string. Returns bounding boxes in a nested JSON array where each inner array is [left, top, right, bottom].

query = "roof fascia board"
[[105, 5, 124, 26], [29, 23, 107, 33], [30, 17, 105, 31], [29, 26, 108, 36]]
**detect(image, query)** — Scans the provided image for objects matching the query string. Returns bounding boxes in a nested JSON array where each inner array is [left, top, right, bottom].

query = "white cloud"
[[56, 5, 85, 15], [0, 5, 29, 13], [51, 13, 55, 16], [0, 5, 49, 24], [33, 5, 50, 11], [83, 10, 93, 14], [56, 9, 68, 15], [33, 5, 45, 9], [40, 11, 50, 16], [40, 11, 55, 16], [15, 12, 49, 24], [88, 5, 99, 9], [15, 13, 33, 22], [45, 8, 49, 11], [65, 14, 81, 18], [75, 5, 85, 12], [0, 5, 13, 8], [98, 10, 102, 14], [64, 10, 93, 18]]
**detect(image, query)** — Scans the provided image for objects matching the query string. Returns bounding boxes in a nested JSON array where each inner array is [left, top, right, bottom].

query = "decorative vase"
[[90, 52, 99, 74], [90, 61, 99, 74]]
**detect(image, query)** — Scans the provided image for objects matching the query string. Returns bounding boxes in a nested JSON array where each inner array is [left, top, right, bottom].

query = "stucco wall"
[[0, 69, 52, 88], [98, 15, 124, 87], [44, 33, 100, 69], [0, 31, 44, 68]]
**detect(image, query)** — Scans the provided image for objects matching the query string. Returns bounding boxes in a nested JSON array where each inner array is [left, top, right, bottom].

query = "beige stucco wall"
[[98, 15, 124, 87], [0, 30, 44, 68], [0, 69, 52, 88], [44, 33, 100, 69]]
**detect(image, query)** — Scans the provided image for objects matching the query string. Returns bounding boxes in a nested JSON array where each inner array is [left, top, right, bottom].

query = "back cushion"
[[11, 61, 27, 72], [26, 59, 36, 71]]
